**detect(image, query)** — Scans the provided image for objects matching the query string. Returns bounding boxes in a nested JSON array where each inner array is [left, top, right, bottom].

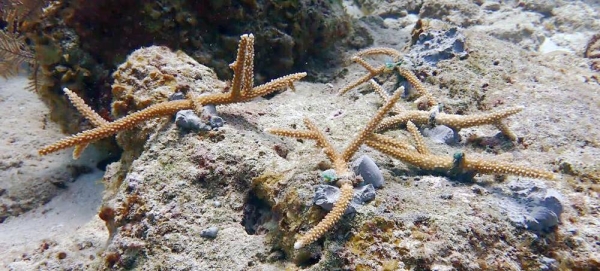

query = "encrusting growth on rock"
[[38, 34, 306, 157]]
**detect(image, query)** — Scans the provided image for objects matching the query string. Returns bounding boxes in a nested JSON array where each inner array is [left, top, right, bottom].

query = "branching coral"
[[266, 46, 556, 250], [37, 35, 558, 260], [341, 48, 522, 140], [267, 89, 404, 249], [365, 128, 555, 180], [38, 34, 306, 157]]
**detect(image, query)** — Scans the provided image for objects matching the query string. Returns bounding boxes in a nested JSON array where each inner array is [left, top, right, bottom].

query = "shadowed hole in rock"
[[294, 243, 323, 267], [241, 192, 274, 235]]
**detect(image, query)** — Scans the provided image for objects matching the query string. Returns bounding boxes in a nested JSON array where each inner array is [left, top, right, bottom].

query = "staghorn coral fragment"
[[338, 47, 402, 96], [294, 182, 354, 249], [369, 79, 404, 113], [63, 87, 108, 159], [39, 34, 306, 157], [395, 67, 437, 108], [338, 65, 386, 96], [460, 155, 555, 180], [366, 138, 454, 170], [63, 88, 108, 127], [365, 134, 555, 180], [377, 106, 523, 140], [354, 47, 403, 58], [432, 106, 523, 130], [494, 120, 518, 141], [267, 88, 403, 249], [406, 121, 429, 154], [341, 89, 403, 163], [38, 100, 193, 155]]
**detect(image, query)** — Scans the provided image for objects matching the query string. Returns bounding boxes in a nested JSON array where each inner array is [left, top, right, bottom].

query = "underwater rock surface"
[[2, 0, 600, 270]]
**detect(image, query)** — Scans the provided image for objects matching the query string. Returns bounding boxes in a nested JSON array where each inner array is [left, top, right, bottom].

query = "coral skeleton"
[[38, 34, 306, 157], [37, 37, 559, 258], [267, 89, 404, 249]]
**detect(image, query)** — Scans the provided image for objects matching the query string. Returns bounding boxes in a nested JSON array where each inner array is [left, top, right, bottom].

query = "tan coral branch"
[[302, 118, 347, 174], [39, 34, 306, 157], [337, 47, 402, 95], [396, 67, 437, 108], [63, 88, 108, 126], [406, 121, 429, 154], [366, 135, 555, 180], [366, 138, 453, 170], [338, 65, 386, 95], [354, 47, 402, 59], [38, 100, 192, 155], [341, 87, 403, 162], [294, 182, 354, 249], [377, 107, 523, 140], [461, 156, 555, 180]]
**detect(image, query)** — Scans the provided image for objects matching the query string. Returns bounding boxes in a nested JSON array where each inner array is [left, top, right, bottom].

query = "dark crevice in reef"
[[241, 192, 274, 235], [294, 245, 323, 268]]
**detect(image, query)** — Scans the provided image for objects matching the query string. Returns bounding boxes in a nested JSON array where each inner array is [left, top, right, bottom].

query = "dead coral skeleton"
[[38, 34, 307, 157], [267, 47, 555, 250]]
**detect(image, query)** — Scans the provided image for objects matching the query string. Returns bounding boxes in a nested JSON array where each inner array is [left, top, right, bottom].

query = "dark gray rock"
[[313, 184, 376, 214], [495, 180, 564, 232], [200, 226, 219, 239], [175, 110, 209, 132], [168, 92, 186, 101], [209, 116, 224, 128], [352, 155, 385, 188], [407, 26, 468, 67], [526, 206, 559, 231], [422, 125, 459, 144], [202, 104, 218, 116]]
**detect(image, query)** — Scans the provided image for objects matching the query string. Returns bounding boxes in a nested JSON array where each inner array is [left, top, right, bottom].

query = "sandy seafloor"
[[1, 0, 599, 270]]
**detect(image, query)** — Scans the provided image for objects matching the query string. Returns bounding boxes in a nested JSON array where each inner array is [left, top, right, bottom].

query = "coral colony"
[[39, 34, 555, 250]]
